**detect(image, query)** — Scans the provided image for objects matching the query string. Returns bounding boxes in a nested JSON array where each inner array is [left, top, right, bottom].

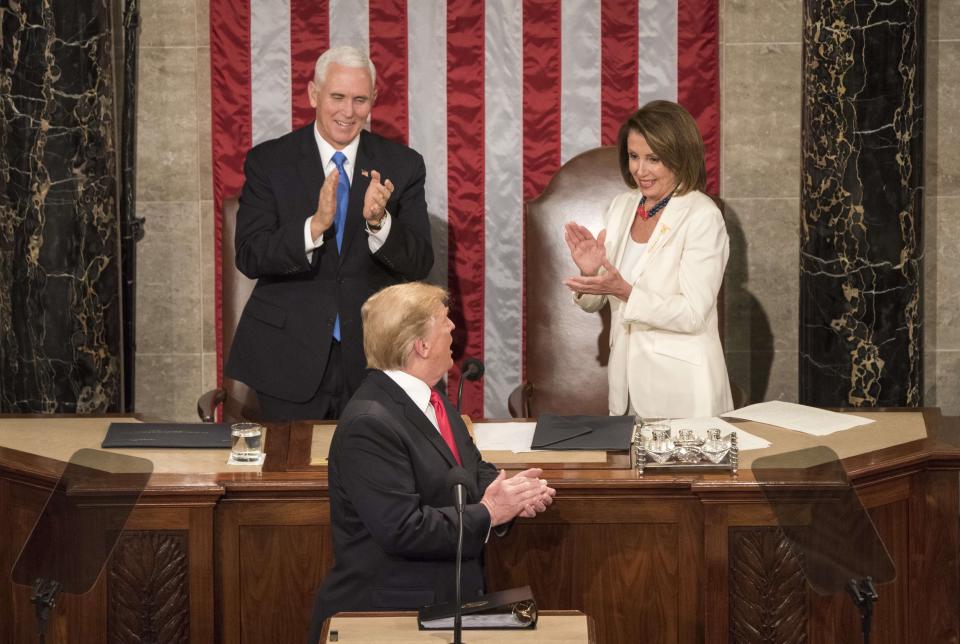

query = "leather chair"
[[508, 146, 623, 417], [197, 197, 262, 422]]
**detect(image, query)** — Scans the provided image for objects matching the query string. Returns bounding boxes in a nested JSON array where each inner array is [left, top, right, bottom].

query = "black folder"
[[530, 414, 635, 451], [418, 586, 537, 630], [101, 423, 232, 449]]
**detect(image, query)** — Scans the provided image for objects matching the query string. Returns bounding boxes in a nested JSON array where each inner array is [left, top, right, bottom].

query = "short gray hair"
[[313, 46, 377, 88]]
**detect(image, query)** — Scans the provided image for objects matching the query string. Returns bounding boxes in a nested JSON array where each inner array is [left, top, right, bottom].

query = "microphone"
[[456, 358, 485, 411], [444, 466, 472, 644], [446, 466, 471, 513]]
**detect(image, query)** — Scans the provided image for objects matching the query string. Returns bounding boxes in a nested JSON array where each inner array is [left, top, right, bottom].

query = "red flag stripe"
[[369, 0, 409, 145], [446, 0, 485, 416], [600, 0, 639, 145], [520, 0, 562, 384], [677, 0, 720, 195], [210, 0, 252, 402], [290, 0, 329, 130], [521, 0, 562, 203]]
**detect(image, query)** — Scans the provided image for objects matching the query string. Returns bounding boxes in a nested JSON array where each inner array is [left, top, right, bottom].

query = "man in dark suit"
[[226, 46, 433, 420], [307, 283, 556, 642]]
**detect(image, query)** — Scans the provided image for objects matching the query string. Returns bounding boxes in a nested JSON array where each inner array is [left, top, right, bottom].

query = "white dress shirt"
[[303, 124, 392, 259], [383, 369, 441, 433]]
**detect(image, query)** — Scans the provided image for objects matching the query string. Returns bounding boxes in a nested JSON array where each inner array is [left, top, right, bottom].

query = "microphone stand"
[[452, 484, 466, 644], [31, 578, 61, 644], [456, 377, 468, 413], [848, 577, 878, 644], [456, 358, 484, 411]]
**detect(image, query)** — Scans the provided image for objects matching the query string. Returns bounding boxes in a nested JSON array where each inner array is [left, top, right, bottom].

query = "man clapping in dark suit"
[[227, 46, 433, 420], [307, 282, 556, 642]]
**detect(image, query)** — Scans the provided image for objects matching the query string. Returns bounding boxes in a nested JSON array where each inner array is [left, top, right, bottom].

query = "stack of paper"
[[474, 422, 537, 453], [721, 401, 874, 436]]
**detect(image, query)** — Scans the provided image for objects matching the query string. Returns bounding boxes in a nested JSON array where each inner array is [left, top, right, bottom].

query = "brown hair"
[[617, 100, 706, 195], [362, 282, 449, 371]]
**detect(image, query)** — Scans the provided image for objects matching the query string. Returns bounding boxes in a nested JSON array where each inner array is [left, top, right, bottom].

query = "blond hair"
[[362, 283, 449, 370], [617, 100, 706, 195]]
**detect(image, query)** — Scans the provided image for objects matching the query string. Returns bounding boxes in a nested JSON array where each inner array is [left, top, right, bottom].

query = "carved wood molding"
[[729, 527, 807, 644], [107, 531, 189, 644]]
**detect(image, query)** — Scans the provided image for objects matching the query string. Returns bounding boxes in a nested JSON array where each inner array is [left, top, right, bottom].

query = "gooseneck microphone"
[[445, 467, 472, 644], [456, 358, 485, 411]]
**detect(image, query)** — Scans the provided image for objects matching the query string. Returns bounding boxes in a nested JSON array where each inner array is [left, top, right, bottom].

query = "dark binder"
[[530, 414, 634, 450], [418, 586, 537, 630], [101, 423, 232, 448]]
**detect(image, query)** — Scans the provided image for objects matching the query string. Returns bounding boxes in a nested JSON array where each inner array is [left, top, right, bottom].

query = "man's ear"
[[308, 80, 318, 108], [412, 337, 429, 359]]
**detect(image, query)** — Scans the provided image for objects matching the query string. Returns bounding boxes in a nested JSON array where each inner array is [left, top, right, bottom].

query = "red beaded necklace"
[[636, 192, 673, 221]]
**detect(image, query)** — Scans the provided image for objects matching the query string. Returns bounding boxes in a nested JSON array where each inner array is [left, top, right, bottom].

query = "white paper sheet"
[[656, 416, 771, 451], [721, 401, 874, 435], [474, 422, 537, 453]]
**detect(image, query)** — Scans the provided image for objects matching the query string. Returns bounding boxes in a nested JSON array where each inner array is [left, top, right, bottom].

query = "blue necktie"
[[331, 151, 350, 251], [331, 151, 349, 341]]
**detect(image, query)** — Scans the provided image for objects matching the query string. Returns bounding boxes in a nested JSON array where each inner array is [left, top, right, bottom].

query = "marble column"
[[799, 0, 924, 407], [0, 1, 123, 412]]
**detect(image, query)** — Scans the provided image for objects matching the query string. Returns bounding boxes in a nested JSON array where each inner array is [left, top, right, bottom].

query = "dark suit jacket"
[[226, 126, 433, 402], [307, 370, 499, 641]]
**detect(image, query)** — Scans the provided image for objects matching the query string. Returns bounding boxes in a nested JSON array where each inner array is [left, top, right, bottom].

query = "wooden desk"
[[321, 610, 594, 643], [1, 409, 958, 643]]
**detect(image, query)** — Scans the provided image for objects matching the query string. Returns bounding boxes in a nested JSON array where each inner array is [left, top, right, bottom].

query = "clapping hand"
[[310, 166, 340, 241], [480, 468, 556, 526], [564, 223, 607, 276], [564, 257, 633, 302], [363, 170, 394, 223]]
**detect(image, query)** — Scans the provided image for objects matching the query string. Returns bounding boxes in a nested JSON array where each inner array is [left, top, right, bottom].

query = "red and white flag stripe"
[[211, 0, 719, 419]]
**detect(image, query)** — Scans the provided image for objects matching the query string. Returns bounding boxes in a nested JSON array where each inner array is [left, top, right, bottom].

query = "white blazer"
[[575, 189, 733, 418]]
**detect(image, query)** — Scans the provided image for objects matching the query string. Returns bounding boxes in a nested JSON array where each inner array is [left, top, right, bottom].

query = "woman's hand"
[[564, 258, 633, 302], [564, 223, 607, 276]]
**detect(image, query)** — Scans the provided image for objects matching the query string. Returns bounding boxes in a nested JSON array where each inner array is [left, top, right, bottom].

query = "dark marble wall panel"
[[0, 1, 122, 412], [800, 0, 924, 407]]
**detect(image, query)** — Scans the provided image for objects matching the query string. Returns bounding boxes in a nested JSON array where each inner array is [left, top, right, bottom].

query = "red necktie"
[[429, 391, 462, 465]]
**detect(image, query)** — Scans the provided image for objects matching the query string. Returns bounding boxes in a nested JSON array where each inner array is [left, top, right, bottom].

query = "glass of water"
[[230, 422, 263, 462]]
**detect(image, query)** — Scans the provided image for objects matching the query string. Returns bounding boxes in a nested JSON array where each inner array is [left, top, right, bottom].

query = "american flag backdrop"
[[210, 0, 720, 419]]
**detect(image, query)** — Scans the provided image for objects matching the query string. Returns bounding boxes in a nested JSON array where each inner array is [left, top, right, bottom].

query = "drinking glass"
[[230, 422, 263, 462]]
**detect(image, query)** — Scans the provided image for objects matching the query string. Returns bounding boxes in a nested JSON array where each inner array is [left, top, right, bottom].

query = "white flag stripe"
[[407, 1, 449, 289], [250, 0, 292, 146], [483, 0, 524, 418], [329, 0, 370, 53], [638, 0, 679, 104], [560, 0, 602, 164]]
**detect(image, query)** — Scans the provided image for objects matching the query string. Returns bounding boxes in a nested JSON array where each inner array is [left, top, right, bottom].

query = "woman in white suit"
[[564, 101, 733, 418]]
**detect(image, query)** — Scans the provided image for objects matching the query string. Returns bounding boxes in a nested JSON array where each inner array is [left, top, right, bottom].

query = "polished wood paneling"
[[108, 531, 190, 643], [2, 411, 959, 644], [728, 527, 807, 644], [909, 470, 960, 643], [0, 457, 217, 644], [487, 497, 702, 644], [239, 525, 333, 642], [217, 498, 333, 644], [3, 477, 51, 644]]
